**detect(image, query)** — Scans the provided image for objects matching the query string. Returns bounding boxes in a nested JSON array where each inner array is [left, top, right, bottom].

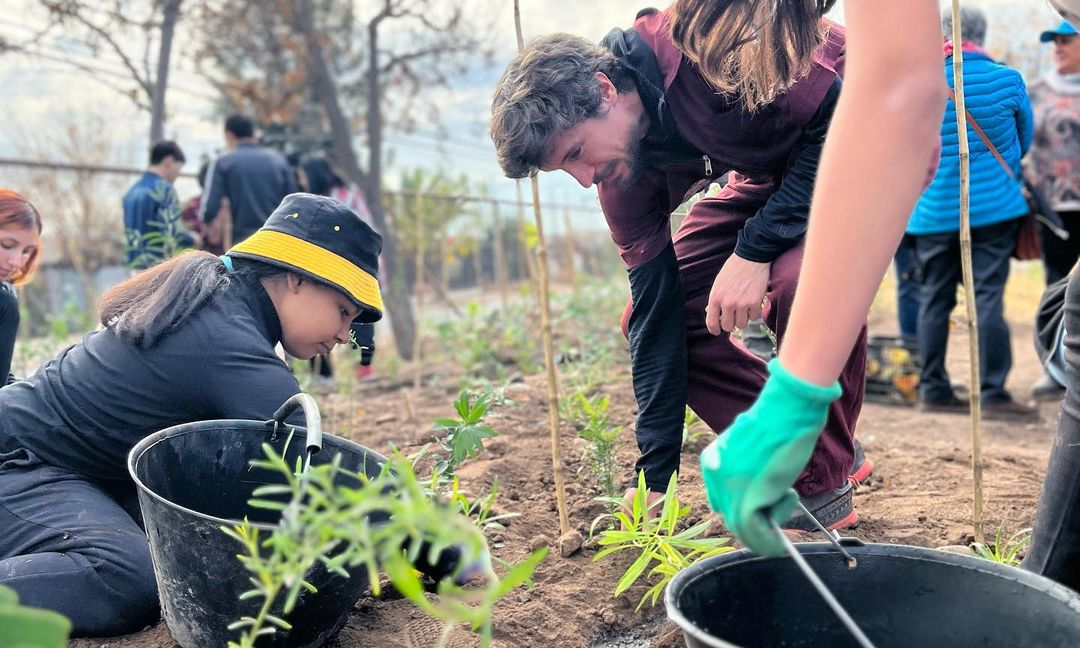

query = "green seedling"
[[0, 585, 71, 648], [590, 471, 732, 610], [568, 393, 621, 500], [972, 527, 1031, 567], [431, 391, 497, 477], [446, 474, 520, 537], [224, 448, 544, 648], [682, 407, 710, 446]]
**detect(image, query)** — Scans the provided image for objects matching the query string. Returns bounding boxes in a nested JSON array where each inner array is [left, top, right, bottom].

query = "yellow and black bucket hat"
[[228, 193, 383, 323]]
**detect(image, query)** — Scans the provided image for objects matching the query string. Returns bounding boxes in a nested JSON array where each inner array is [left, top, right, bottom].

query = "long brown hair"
[[0, 189, 43, 286], [669, 0, 836, 112]]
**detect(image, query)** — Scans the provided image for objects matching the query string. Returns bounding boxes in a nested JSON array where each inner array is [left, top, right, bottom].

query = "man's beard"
[[598, 138, 646, 190]]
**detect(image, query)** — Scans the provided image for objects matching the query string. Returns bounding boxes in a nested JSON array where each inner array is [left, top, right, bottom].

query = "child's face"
[[0, 224, 39, 283], [276, 275, 360, 359]]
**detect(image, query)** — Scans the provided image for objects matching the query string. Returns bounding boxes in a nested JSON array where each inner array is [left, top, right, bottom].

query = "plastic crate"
[[865, 335, 920, 405]]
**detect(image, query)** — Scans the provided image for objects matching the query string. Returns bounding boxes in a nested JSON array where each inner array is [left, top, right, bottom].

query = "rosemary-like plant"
[[223, 447, 544, 648], [590, 471, 732, 610]]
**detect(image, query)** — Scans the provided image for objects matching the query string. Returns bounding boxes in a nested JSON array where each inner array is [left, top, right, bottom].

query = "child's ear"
[[286, 272, 305, 293]]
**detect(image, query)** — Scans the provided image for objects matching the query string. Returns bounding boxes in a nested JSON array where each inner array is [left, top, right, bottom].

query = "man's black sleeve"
[[627, 243, 687, 492], [200, 156, 227, 225], [734, 78, 841, 263]]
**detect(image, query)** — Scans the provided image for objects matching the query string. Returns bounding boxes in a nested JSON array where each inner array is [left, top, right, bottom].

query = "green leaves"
[[224, 446, 542, 648], [564, 392, 621, 501], [433, 391, 497, 474], [0, 585, 71, 648], [972, 527, 1032, 567], [590, 472, 732, 611]]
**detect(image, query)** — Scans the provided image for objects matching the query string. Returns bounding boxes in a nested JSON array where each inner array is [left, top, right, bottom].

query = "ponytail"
[[99, 251, 286, 349], [669, 0, 837, 113]]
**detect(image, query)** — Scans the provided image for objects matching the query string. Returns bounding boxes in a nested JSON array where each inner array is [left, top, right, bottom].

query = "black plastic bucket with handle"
[[128, 394, 385, 648], [666, 539, 1080, 647]]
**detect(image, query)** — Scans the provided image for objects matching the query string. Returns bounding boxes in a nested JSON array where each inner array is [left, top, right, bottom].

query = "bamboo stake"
[[515, 179, 538, 286], [472, 207, 486, 291], [514, 0, 571, 538], [492, 200, 509, 309], [563, 210, 579, 296], [951, 0, 984, 545], [411, 191, 426, 393]]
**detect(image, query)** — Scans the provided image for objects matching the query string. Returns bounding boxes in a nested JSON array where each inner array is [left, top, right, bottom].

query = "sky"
[[0, 0, 1066, 234]]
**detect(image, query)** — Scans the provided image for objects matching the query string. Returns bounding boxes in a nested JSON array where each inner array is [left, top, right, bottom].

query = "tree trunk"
[[292, 0, 417, 358], [150, 0, 182, 143], [366, 7, 416, 358]]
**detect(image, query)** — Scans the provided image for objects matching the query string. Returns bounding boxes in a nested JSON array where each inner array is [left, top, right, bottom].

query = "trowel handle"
[[272, 393, 323, 455]]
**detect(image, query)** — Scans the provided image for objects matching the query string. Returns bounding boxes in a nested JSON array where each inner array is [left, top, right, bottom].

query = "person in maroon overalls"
[[491, 7, 868, 530]]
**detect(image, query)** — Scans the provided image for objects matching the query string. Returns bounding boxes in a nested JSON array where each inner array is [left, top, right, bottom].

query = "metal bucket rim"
[[126, 418, 388, 532], [663, 541, 1080, 648]]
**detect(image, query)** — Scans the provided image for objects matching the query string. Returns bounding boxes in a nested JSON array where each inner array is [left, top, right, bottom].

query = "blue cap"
[[1041, 20, 1078, 42]]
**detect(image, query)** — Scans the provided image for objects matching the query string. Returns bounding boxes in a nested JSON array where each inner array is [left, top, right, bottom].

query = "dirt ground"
[[70, 272, 1059, 648]]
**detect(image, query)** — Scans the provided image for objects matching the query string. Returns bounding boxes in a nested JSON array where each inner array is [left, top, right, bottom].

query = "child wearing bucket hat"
[[0, 193, 458, 636]]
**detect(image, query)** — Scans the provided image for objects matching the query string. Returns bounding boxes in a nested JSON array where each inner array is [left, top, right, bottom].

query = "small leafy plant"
[[972, 527, 1032, 567], [567, 392, 621, 499], [682, 407, 710, 446], [589, 471, 732, 610], [445, 474, 520, 536], [224, 447, 545, 648], [431, 390, 498, 477]]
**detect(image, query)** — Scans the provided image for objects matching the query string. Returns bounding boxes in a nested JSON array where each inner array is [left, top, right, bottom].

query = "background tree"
[[3, 0, 186, 143], [193, 0, 495, 358]]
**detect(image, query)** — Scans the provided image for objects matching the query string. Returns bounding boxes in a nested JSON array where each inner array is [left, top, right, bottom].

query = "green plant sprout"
[[223, 447, 545, 648], [971, 527, 1032, 567], [682, 407, 710, 446], [567, 392, 621, 499], [431, 391, 498, 477], [445, 474, 520, 536], [589, 471, 732, 610]]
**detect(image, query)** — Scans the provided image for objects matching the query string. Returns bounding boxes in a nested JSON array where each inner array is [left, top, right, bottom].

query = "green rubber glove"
[[700, 359, 842, 556]]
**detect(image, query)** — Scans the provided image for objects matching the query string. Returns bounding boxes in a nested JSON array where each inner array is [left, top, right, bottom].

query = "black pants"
[[894, 235, 921, 342], [1025, 268, 1080, 590], [912, 219, 1020, 404], [0, 449, 159, 635], [1040, 211, 1080, 286]]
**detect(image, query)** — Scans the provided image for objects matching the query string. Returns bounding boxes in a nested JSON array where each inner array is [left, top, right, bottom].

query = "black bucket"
[[665, 540, 1080, 647], [128, 395, 386, 648]]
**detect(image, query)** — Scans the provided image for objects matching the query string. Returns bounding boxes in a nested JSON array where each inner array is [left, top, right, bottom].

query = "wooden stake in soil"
[[563, 210, 579, 296], [411, 191, 426, 393], [515, 179, 538, 287], [951, 0, 985, 545], [513, 0, 572, 538], [492, 200, 509, 309]]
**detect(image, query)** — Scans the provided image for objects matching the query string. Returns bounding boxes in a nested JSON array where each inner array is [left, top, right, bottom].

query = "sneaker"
[[982, 398, 1040, 421], [850, 439, 874, 485], [355, 364, 376, 381], [918, 395, 970, 414], [783, 482, 857, 532], [1032, 373, 1066, 402]]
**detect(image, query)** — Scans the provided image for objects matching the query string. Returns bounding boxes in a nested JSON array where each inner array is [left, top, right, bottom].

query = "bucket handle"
[[271, 393, 323, 455]]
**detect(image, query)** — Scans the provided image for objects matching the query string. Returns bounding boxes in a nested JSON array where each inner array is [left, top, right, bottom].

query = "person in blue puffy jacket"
[[906, 7, 1036, 420]]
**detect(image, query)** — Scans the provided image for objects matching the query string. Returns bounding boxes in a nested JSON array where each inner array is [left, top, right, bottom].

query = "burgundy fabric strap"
[[948, 87, 1015, 180]]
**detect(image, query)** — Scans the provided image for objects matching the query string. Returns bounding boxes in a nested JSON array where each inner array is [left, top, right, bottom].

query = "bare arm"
[[777, 0, 946, 386]]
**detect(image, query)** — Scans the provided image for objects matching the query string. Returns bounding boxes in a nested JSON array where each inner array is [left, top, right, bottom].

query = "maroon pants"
[[621, 182, 866, 497]]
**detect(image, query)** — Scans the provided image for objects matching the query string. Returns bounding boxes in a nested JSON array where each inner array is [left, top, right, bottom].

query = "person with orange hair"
[[0, 190, 42, 386]]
